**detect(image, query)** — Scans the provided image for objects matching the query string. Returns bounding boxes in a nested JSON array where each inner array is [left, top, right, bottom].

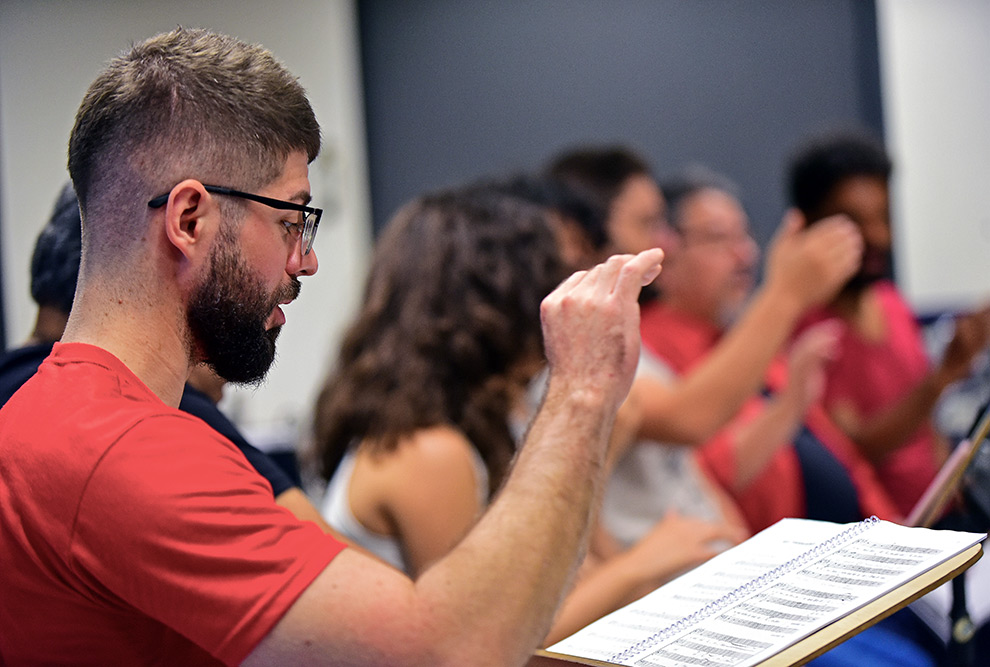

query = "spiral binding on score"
[[607, 516, 881, 664]]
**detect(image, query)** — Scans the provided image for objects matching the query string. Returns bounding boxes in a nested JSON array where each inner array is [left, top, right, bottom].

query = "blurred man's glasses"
[[148, 185, 322, 255]]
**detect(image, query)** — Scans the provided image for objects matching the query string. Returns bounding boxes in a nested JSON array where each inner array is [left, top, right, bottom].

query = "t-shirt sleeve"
[[235, 441, 298, 498], [69, 414, 346, 665], [178, 387, 299, 497]]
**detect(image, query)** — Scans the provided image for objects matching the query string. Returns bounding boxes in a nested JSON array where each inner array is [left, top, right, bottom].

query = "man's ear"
[[160, 180, 219, 261]]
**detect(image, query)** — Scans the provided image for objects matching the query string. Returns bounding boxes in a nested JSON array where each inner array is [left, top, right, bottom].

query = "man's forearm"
[[844, 373, 943, 463], [413, 381, 615, 665], [640, 283, 805, 444], [727, 394, 805, 490]]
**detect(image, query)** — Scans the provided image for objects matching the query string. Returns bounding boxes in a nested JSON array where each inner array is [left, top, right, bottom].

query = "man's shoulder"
[[4, 343, 169, 425], [0, 342, 224, 481], [640, 302, 720, 373]]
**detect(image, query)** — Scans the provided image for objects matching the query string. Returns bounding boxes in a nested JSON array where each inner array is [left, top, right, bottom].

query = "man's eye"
[[281, 220, 302, 236]]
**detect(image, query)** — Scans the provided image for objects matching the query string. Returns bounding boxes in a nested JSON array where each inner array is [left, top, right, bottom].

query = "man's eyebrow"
[[288, 189, 312, 206]]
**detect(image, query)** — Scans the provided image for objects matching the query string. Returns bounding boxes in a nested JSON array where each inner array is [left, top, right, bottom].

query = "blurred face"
[[817, 175, 892, 288], [660, 189, 758, 327], [607, 174, 678, 256]]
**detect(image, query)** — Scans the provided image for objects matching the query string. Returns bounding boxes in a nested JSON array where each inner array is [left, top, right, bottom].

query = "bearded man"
[[0, 28, 662, 666]]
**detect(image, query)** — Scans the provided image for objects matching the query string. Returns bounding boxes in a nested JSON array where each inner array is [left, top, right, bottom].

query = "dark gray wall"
[[358, 0, 882, 249]]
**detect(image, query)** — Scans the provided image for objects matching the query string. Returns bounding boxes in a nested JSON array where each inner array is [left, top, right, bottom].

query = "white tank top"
[[320, 445, 490, 574]]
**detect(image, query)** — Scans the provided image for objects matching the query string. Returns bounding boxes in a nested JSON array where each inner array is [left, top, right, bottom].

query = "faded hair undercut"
[[68, 27, 320, 255]]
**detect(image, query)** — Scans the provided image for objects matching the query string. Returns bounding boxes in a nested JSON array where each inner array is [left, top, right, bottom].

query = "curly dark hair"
[[313, 184, 566, 496], [787, 129, 892, 221]]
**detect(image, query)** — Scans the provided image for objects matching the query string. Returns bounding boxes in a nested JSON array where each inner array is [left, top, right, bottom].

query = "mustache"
[[275, 277, 302, 304]]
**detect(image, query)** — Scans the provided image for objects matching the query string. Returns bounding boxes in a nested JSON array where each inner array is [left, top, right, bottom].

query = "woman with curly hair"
[[313, 181, 735, 644], [315, 185, 556, 520]]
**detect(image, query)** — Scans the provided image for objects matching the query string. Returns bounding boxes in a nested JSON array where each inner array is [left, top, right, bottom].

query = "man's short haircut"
[[787, 130, 892, 219], [660, 165, 742, 232], [545, 145, 652, 248], [30, 182, 82, 314], [68, 27, 321, 250]]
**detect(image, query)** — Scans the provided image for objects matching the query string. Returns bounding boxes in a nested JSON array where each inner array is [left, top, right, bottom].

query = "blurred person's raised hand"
[[937, 303, 990, 389], [781, 319, 844, 415], [624, 510, 745, 588], [763, 211, 863, 312]]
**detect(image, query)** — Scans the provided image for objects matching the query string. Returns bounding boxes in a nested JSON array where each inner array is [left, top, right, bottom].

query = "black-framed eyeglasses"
[[148, 184, 322, 255]]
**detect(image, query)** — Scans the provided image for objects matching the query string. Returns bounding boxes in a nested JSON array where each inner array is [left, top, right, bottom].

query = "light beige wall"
[[0, 0, 372, 442], [877, 0, 990, 312]]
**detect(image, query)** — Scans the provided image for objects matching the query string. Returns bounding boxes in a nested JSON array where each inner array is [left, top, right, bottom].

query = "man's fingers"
[[588, 254, 634, 292], [613, 248, 664, 295], [819, 216, 864, 258], [638, 248, 665, 286], [779, 209, 806, 236], [552, 249, 664, 304], [557, 268, 589, 291]]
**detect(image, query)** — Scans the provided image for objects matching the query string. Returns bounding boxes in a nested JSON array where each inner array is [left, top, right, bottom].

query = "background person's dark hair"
[[660, 165, 742, 232], [313, 185, 565, 495], [478, 172, 609, 250], [546, 146, 652, 240], [30, 182, 82, 315], [787, 130, 892, 221]]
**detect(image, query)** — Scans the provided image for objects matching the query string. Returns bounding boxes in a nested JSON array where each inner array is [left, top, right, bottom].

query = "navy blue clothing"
[[759, 387, 863, 524], [179, 385, 295, 497], [792, 424, 862, 524], [0, 342, 295, 498], [0, 343, 55, 406]]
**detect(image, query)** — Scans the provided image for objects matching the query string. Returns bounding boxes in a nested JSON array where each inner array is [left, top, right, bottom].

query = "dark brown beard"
[[187, 239, 300, 385]]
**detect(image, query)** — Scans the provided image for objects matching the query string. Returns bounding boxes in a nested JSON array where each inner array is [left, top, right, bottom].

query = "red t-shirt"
[[795, 282, 941, 516], [0, 343, 346, 665], [640, 302, 900, 533]]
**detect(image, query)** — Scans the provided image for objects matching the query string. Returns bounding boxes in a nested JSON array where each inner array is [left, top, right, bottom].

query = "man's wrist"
[[751, 279, 806, 326], [542, 375, 625, 425], [519, 372, 618, 462]]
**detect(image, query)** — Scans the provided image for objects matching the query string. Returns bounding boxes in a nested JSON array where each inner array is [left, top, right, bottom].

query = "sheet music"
[[547, 520, 844, 661], [546, 519, 983, 667]]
